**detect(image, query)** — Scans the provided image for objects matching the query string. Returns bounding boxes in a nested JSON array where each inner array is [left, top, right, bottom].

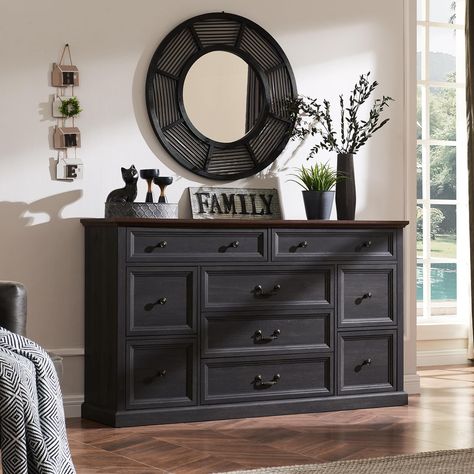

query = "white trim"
[[63, 394, 83, 418], [417, 322, 468, 340], [47, 348, 84, 357], [404, 374, 421, 394], [417, 348, 469, 366]]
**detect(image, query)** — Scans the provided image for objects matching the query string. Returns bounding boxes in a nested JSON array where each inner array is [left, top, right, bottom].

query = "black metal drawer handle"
[[298, 241, 308, 249], [254, 374, 280, 389], [254, 284, 281, 297], [143, 369, 167, 384], [355, 292, 372, 305], [357, 240, 372, 251], [355, 358, 372, 373], [219, 240, 240, 253], [145, 240, 168, 253], [254, 329, 281, 343], [144, 297, 167, 311]]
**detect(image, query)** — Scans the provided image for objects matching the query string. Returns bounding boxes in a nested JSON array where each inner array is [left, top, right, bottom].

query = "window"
[[416, 0, 469, 323]]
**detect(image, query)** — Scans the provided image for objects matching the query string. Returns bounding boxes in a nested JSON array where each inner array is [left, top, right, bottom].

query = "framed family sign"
[[189, 187, 281, 220]]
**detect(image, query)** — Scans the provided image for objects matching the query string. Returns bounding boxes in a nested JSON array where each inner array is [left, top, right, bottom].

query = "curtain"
[[466, 0, 474, 359]]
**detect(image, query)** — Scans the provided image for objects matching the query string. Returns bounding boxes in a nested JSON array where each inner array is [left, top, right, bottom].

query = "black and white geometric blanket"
[[0, 328, 75, 473]]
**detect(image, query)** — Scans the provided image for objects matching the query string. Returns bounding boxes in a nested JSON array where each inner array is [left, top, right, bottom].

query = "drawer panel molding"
[[202, 311, 333, 357], [126, 339, 197, 409], [127, 267, 197, 335], [338, 330, 397, 395], [338, 265, 397, 328], [202, 355, 333, 404], [272, 229, 395, 261], [128, 228, 267, 262], [202, 266, 334, 311]]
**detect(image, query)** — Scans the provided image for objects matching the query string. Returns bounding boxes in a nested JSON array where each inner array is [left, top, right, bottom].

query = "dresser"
[[81, 218, 408, 427]]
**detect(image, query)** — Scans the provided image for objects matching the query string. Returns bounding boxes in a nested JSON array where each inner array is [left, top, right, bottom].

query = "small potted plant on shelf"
[[290, 162, 345, 220], [289, 72, 393, 220]]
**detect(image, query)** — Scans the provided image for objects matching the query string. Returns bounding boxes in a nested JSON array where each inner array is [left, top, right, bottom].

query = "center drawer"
[[202, 311, 333, 357], [202, 266, 333, 311], [202, 355, 333, 404]]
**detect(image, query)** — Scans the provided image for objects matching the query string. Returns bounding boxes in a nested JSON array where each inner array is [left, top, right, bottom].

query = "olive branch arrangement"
[[289, 72, 393, 159]]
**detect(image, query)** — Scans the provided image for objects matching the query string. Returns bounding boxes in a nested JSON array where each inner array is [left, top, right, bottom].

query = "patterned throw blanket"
[[0, 328, 75, 473]]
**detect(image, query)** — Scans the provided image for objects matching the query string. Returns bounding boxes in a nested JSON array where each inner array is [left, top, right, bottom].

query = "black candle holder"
[[153, 176, 173, 203], [140, 169, 160, 203]]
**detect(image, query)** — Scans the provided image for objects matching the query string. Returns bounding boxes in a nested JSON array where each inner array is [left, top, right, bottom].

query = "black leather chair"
[[0, 281, 27, 336], [0, 281, 62, 378]]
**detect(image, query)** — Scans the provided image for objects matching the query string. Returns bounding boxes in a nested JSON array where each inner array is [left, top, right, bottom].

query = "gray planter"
[[302, 191, 335, 220]]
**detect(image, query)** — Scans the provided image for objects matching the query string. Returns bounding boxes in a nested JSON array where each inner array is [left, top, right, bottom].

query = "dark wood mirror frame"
[[145, 12, 297, 180]]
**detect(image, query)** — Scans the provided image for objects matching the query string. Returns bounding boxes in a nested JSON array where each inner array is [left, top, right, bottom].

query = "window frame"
[[416, 0, 469, 328]]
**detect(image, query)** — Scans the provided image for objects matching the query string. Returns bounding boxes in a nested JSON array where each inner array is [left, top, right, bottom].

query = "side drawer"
[[272, 229, 396, 261], [338, 265, 397, 328], [338, 330, 397, 395], [127, 228, 267, 262], [202, 355, 333, 404], [202, 266, 333, 311], [127, 267, 197, 336], [202, 311, 333, 357], [126, 338, 197, 409]]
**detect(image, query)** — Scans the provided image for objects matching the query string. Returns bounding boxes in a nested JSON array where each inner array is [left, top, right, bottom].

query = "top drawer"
[[272, 229, 396, 261], [127, 228, 267, 262]]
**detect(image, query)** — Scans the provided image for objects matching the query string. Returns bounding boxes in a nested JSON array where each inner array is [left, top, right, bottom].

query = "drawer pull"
[[355, 292, 372, 305], [357, 240, 372, 251], [254, 329, 281, 343], [298, 241, 308, 249], [219, 240, 241, 253], [145, 240, 168, 253], [144, 297, 167, 311], [254, 284, 281, 297], [355, 358, 372, 373], [254, 373, 280, 389], [143, 369, 167, 384]]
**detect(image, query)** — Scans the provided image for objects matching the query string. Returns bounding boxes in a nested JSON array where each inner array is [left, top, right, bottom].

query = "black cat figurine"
[[106, 165, 138, 203]]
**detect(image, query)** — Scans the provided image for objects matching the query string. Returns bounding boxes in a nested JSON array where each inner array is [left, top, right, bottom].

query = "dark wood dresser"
[[81, 218, 408, 427]]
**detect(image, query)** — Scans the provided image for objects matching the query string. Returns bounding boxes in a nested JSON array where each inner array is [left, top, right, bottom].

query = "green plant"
[[59, 96, 82, 118], [289, 162, 344, 191], [289, 72, 393, 159]]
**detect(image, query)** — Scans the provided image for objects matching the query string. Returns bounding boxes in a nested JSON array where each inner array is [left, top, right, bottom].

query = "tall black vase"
[[336, 153, 356, 220]]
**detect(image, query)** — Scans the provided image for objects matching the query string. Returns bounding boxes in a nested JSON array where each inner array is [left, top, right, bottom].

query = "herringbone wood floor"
[[66, 365, 474, 473]]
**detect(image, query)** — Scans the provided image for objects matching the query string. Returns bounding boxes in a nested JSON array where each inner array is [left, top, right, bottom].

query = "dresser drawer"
[[338, 330, 397, 395], [126, 339, 197, 409], [202, 311, 333, 357], [202, 266, 333, 311], [272, 229, 395, 261], [127, 228, 267, 262], [202, 355, 332, 404], [338, 265, 396, 328], [127, 267, 197, 335]]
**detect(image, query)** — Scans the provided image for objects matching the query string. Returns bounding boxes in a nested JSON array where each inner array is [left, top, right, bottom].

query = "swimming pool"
[[416, 263, 457, 301]]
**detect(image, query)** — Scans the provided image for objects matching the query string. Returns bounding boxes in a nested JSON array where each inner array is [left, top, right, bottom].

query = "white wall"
[[0, 0, 417, 414]]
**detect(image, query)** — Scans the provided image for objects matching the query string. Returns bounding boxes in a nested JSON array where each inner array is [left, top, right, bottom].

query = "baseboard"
[[404, 373, 421, 394], [417, 349, 469, 367], [63, 394, 83, 418]]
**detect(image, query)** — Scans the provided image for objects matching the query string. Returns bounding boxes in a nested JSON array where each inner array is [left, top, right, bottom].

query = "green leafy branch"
[[289, 72, 393, 159]]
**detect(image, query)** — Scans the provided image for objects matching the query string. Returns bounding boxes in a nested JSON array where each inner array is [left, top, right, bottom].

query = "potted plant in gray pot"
[[290, 162, 344, 220], [290, 72, 393, 220]]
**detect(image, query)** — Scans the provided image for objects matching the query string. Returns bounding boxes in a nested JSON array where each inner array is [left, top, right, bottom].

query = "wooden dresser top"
[[80, 218, 409, 229]]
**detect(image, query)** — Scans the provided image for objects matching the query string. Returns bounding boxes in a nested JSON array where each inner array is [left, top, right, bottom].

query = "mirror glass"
[[183, 51, 261, 143]]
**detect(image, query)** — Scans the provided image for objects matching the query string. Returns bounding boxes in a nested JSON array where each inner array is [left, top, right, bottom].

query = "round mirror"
[[146, 12, 297, 180], [183, 51, 260, 143]]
